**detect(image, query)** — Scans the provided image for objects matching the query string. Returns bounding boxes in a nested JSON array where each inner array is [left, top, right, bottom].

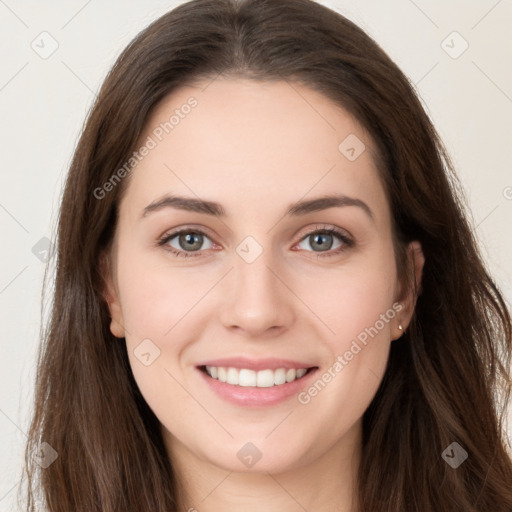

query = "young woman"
[[21, 0, 512, 510]]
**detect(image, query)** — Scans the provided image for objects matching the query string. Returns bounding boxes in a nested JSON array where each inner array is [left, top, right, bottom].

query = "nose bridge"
[[218, 236, 295, 334]]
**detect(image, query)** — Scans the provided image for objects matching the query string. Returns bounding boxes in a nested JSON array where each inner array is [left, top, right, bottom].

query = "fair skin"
[[102, 77, 424, 512]]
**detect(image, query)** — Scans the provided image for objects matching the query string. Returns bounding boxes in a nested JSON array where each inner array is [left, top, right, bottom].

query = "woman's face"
[[103, 78, 421, 474]]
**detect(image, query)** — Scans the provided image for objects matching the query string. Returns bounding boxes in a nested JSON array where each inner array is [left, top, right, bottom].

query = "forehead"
[[121, 78, 388, 223]]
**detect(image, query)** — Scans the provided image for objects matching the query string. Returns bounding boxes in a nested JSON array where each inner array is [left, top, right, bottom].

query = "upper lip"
[[196, 357, 317, 371]]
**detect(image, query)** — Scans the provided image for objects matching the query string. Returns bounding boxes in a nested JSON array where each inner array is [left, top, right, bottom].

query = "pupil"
[[312, 233, 332, 251], [181, 232, 201, 251]]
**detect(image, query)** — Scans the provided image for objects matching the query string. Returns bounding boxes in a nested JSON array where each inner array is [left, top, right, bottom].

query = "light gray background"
[[1, 1, 511, 510]]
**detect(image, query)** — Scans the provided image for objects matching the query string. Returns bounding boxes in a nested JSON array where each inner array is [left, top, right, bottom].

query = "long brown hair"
[[19, 0, 512, 510]]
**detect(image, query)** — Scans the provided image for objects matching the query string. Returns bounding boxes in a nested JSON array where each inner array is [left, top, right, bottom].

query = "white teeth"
[[256, 369, 274, 387], [204, 366, 310, 387], [286, 368, 296, 382], [226, 367, 238, 385], [239, 369, 256, 387], [274, 368, 286, 385]]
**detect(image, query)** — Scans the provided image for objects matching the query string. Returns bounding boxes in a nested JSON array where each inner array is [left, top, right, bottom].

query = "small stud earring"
[[398, 324, 403, 331]]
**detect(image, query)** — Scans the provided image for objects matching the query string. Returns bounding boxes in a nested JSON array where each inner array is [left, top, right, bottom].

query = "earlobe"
[[99, 252, 126, 339]]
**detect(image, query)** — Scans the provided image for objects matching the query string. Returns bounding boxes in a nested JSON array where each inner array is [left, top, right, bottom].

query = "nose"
[[218, 250, 296, 338]]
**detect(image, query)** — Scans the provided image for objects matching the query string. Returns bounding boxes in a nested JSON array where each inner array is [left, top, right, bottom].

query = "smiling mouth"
[[198, 365, 317, 388]]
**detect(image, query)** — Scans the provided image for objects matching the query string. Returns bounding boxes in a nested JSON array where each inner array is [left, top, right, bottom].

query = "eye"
[[158, 228, 214, 258], [294, 225, 354, 258], [158, 225, 354, 258]]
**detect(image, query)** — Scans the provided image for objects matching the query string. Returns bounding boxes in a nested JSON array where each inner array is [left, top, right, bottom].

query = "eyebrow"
[[141, 193, 374, 222]]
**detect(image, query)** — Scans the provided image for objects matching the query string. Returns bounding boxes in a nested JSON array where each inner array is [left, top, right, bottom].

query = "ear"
[[99, 251, 126, 339], [393, 240, 425, 340]]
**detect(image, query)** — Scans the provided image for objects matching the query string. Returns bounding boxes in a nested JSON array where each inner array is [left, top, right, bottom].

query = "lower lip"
[[196, 366, 318, 407]]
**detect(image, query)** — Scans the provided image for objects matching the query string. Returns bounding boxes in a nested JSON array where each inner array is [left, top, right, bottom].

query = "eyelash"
[[157, 225, 354, 259]]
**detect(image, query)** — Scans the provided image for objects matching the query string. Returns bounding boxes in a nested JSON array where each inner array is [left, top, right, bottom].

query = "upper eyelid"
[[161, 224, 352, 246]]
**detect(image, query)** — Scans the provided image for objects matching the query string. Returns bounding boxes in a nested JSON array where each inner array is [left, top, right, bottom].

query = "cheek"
[[115, 249, 208, 416], [296, 249, 398, 418], [302, 252, 397, 347], [295, 274, 397, 438], [296, 251, 397, 418], [116, 241, 211, 337]]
